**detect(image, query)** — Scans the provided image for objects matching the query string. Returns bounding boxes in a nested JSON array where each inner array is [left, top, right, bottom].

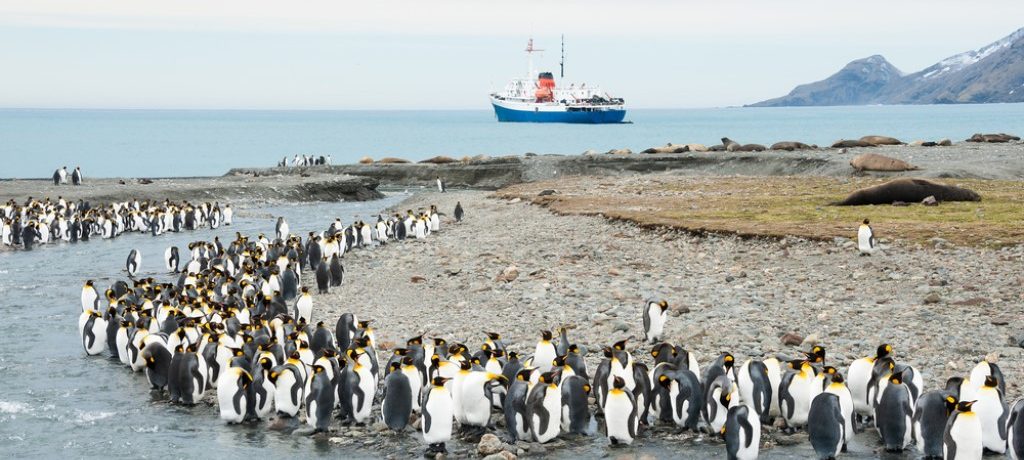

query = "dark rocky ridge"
[[751, 27, 1024, 106]]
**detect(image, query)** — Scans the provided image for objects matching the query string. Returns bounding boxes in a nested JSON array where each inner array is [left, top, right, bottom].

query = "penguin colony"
[[1, 197, 231, 251], [77, 207, 1024, 460]]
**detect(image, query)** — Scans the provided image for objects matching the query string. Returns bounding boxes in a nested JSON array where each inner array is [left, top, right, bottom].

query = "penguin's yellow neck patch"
[[609, 388, 624, 395]]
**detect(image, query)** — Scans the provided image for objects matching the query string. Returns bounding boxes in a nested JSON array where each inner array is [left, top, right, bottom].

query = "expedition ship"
[[489, 37, 626, 123]]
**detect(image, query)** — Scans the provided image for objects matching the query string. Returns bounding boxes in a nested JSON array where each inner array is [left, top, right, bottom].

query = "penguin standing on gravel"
[[724, 404, 760, 460], [914, 391, 958, 459], [944, 400, 983, 459], [642, 299, 669, 344], [381, 361, 413, 431], [454, 202, 464, 222], [808, 392, 846, 460], [858, 219, 876, 256], [315, 257, 330, 294], [329, 253, 344, 287], [604, 376, 638, 445], [422, 376, 454, 455]]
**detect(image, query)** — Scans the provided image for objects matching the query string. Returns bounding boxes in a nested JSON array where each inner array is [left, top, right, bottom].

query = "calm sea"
[[2, 104, 1023, 179]]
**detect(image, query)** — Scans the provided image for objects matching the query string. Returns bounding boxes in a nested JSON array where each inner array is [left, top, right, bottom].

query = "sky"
[[1, 1, 1022, 109]]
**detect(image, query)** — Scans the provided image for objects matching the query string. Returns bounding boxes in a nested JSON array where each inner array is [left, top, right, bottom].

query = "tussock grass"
[[496, 176, 1024, 247]]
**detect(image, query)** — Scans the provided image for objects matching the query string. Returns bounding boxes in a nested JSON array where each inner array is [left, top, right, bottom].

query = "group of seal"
[[0, 197, 231, 251]]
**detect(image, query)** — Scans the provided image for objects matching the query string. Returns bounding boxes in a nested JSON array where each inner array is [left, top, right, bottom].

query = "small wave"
[[133, 425, 159, 433], [75, 410, 116, 423], [0, 400, 32, 414]]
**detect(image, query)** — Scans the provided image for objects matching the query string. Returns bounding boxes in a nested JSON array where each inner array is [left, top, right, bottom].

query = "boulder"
[[831, 139, 874, 148], [849, 153, 918, 172], [859, 135, 904, 146], [836, 178, 981, 206], [938, 138, 953, 146], [922, 195, 938, 206], [770, 141, 813, 151], [419, 155, 458, 164]]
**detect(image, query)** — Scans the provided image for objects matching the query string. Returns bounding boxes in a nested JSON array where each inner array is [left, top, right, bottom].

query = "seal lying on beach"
[[831, 139, 873, 148], [722, 138, 766, 152], [835, 178, 980, 206], [770, 141, 814, 151], [966, 133, 1020, 143], [642, 144, 689, 154], [849, 153, 918, 172], [859, 135, 904, 146]]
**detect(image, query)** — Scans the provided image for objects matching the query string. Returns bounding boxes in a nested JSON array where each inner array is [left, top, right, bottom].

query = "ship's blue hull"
[[492, 103, 626, 123]]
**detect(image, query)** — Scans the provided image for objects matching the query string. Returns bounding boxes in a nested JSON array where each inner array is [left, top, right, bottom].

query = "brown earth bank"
[[227, 142, 1024, 188], [0, 175, 382, 205]]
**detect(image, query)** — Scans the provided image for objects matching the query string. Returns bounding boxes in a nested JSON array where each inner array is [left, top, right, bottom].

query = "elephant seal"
[[605, 148, 633, 155], [359, 156, 374, 164], [770, 141, 813, 151], [377, 157, 412, 164], [966, 133, 1020, 143], [722, 137, 742, 152], [859, 135, 904, 146], [938, 139, 952, 146], [835, 178, 980, 206], [849, 153, 918, 172], [419, 155, 458, 164], [686, 143, 709, 152], [708, 144, 727, 152], [831, 139, 873, 148], [737, 144, 766, 152], [642, 144, 689, 154]]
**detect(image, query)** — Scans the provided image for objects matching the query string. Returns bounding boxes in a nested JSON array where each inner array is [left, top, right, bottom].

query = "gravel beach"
[[311, 188, 1024, 456]]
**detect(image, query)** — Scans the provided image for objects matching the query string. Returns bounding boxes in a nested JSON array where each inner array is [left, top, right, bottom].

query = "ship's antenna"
[[560, 34, 565, 78], [526, 37, 543, 79]]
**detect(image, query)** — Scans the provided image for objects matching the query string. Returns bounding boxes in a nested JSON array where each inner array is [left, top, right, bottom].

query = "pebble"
[[477, 434, 503, 456]]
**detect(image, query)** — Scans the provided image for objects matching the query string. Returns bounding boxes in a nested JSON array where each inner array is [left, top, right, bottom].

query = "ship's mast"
[[526, 38, 543, 80], [560, 34, 565, 78]]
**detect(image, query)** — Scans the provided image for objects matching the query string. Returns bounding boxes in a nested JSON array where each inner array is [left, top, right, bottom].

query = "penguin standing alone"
[[126, 249, 141, 277], [164, 246, 180, 273], [857, 219, 876, 256], [454, 202, 464, 222]]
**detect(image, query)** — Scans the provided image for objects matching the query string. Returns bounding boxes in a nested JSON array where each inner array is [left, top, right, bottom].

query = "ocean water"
[[2, 104, 1024, 180]]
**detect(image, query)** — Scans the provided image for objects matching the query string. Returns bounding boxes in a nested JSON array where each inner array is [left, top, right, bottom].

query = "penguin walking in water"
[[78, 310, 108, 356], [876, 371, 913, 452], [724, 404, 760, 460], [381, 361, 413, 431], [974, 375, 1008, 454], [164, 246, 180, 273], [168, 345, 206, 405], [142, 341, 173, 390], [526, 370, 562, 443], [454, 202, 464, 222], [604, 376, 638, 445], [807, 392, 846, 460], [126, 249, 141, 277], [642, 299, 669, 344], [1008, 398, 1024, 460], [275, 217, 289, 241], [914, 391, 958, 459], [422, 376, 454, 456], [217, 367, 252, 424], [944, 400, 983, 460], [857, 219, 876, 255], [305, 364, 335, 433]]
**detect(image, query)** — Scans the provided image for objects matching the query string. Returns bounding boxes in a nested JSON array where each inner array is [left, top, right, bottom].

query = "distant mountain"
[[750, 27, 1024, 107]]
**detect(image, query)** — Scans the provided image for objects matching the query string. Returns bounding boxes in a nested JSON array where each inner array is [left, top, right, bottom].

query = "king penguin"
[[305, 364, 335, 433], [126, 249, 141, 277], [381, 361, 413, 431], [454, 202, 464, 222], [944, 400, 983, 460], [1008, 398, 1024, 460], [604, 376, 638, 445], [164, 246, 180, 273], [642, 299, 669, 344], [560, 374, 591, 435], [914, 391, 958, 459], [974, 375, 1008, 454], [526, 370, 562, 443], [218, 366, 252, 424], [808, 392, 845, 460], [315, 257, 330, 294], [857, 218, 876, 255], [876, 371, 913, 452], [504, 368, 533, 443], [422, 376, 454, 455], [724, 404, 760, 460]]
